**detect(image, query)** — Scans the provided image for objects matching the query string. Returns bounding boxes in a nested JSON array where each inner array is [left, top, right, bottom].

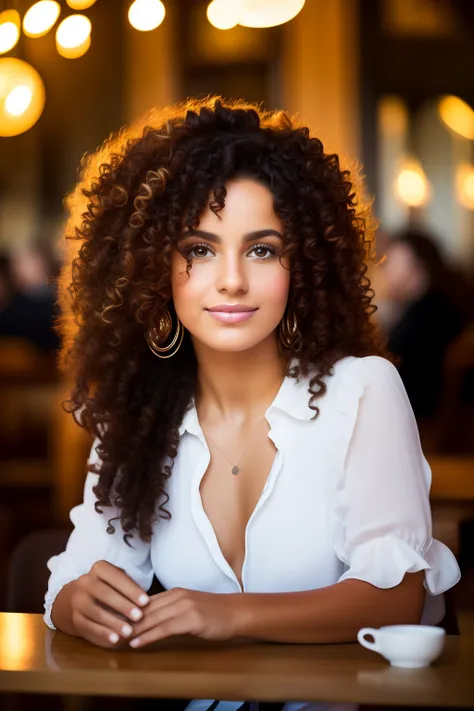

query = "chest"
[[199, 424, 278, 586], [152, 407, 347, 592]]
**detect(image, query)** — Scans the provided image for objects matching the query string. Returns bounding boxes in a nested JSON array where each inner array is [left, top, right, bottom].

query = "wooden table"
[[0, 614, 473, 707]]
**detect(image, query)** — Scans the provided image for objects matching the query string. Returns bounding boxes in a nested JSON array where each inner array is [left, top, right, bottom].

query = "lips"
[[206, 305, 257, 313], [205, 305, 258, 324]]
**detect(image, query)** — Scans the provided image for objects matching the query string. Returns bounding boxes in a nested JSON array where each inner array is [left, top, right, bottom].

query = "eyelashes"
[[179, 242, 210, 261], [179, 242, 278, 262]]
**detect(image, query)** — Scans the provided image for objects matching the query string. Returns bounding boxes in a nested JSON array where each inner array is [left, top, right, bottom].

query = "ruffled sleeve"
[[333, 356, 461, 625], [43, 438, 154, 630]]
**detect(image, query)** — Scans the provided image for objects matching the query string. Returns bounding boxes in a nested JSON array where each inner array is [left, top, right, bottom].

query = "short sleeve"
[[333, 356, 461, 624], [43, 438, 154, 630]]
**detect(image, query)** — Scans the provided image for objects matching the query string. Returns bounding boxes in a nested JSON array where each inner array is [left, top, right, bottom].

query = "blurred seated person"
[[0, 244, 60, 354], [378, 230, 466, 423]]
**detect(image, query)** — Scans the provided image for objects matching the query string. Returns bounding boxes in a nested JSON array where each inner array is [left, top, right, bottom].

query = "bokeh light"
[[66, 0, 98, 8], [438, 95, 474, 140], [207, 0, 241, 30], [0, 10, 20, 55], [56, 14, 91, 59], [128, 0, 166, 32], [5, 85, 33, 116], [0, 58, 46, 137], [456, 163, 474, 209], [23, 1, 61, 39], [395, 158, 431, 207], [238, 0, 305, 28]]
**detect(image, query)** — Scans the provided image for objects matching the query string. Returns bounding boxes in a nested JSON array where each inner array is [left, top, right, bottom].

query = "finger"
[[132, 589, 179, 623], [145, 588, 184, 608], [130, 614, 193, 648], [91, 579, 146, 624], [130, 595, 183, 636], [76, 613, 129, 649], [91, 560, 150, 608], [80, 595, 136, 640], [131, 588, 185, 622], [130, 600, 193, 647]]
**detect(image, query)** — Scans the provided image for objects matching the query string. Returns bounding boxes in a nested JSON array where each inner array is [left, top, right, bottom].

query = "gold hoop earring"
[[146, 306, 184, 359], [278, 309, 303, 353]]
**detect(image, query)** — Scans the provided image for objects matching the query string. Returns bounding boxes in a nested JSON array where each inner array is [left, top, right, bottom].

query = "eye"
[[248, 243, 277, 259], [182, 243, 214, 260]]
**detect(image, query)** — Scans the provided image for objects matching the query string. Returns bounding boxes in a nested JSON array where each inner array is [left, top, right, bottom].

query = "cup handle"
[[357, 627, 380, 653]]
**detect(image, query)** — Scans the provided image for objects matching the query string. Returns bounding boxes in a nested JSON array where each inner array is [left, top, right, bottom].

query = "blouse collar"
[[178, 359, 313, 437]]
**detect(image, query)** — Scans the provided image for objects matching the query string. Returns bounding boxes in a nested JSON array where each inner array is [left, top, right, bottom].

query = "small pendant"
[[232, 466, 240, 475]]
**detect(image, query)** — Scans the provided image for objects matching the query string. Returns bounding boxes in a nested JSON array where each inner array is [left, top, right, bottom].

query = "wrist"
[[51, 579, 81, 636], [230, 592, 258, 639]]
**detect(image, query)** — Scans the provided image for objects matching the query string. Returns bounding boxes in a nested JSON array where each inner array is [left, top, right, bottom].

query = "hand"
[[128, 588, 240, 648], [66, 560, 150, 648]]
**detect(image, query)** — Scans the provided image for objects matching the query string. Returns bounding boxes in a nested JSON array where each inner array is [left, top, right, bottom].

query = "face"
[[170, 178, 290, 354], [381, 241, 426, 302], [12, 249, 48, 291]]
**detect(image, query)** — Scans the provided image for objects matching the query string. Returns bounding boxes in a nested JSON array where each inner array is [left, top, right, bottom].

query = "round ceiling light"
[[0, 58, 46, 137], [56, 14, 92, 59], [238, 0, 305, 28], [23, 1, 61, 39], [438, 95, 474, 140], [66, 0, 98, 8], [206, 0, 241, 30], [0, 10, 20, 54], [128, 0, 166, 31]]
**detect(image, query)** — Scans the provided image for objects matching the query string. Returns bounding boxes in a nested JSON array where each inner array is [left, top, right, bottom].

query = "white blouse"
[[44, 354, 460, 635]]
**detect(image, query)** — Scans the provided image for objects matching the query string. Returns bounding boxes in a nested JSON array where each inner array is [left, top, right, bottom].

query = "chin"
[[207, 341, 261, 353], [196, 333, 267, 353]]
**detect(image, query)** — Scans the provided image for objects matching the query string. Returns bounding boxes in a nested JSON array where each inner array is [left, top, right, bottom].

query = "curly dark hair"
[[57, 96, 388, 543]]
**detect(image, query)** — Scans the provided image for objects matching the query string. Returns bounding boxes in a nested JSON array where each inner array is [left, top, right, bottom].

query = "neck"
[[193, 334, 289, 426]]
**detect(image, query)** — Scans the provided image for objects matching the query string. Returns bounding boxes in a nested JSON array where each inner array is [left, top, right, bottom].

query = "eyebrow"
[[178, 228, 284, 244]]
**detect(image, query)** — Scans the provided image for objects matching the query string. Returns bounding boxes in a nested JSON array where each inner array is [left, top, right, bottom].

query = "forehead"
[[198, 178, 282, 230]]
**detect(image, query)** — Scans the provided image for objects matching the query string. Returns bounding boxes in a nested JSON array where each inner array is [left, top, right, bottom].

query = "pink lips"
[[206, 304, 258, 324]]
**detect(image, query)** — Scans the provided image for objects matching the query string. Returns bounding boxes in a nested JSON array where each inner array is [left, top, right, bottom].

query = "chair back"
[[5, 528, 166, 613], [6, 529, 71, 613]]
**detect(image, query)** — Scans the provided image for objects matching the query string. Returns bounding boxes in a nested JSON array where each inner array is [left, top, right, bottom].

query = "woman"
[[379, 230, 466, 422], [45, 98, 460, 711]]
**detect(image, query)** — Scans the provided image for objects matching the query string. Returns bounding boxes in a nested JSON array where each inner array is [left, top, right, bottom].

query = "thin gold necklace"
[[203, 415, 265, 475]]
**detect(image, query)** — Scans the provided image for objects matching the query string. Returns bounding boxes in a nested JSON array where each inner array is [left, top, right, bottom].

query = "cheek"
[[170, 255, 206, 316], [255, 264, 290, 307]]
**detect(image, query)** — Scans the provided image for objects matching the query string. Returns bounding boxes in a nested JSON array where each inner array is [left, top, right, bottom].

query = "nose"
[[216, 250, 248, 295]]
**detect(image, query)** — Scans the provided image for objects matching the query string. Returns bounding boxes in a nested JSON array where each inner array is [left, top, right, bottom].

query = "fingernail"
[[130, 638, 140, 648], [138, 594, 149, 606], [109, 632, 119, 644], [130, 608, 142, 621], [121, 624, 133, 637]]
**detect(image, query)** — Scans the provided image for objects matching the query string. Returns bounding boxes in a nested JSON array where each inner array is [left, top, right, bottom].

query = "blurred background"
[[0, 0, 473, 632]]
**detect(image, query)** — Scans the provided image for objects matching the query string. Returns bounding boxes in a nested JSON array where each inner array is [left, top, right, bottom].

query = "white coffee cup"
[[357, 625, 446, 668]]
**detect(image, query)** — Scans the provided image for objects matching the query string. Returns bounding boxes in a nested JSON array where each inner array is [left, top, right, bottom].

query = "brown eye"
[[249, 244, 276, 259], [194, 245, 209, 257], [184, 243, 213, 260]]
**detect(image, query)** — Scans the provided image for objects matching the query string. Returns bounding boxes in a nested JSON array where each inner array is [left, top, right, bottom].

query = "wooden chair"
[[5, 528, 71, 613], [0, 336, 59, 486], [5, 528, 168, 614]]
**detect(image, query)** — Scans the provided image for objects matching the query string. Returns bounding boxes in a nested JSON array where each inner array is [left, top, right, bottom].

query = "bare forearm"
[[234, 573, 425, 644]]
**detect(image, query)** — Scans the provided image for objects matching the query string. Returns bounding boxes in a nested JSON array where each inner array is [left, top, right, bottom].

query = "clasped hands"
[[69, 560, 240, 649]]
